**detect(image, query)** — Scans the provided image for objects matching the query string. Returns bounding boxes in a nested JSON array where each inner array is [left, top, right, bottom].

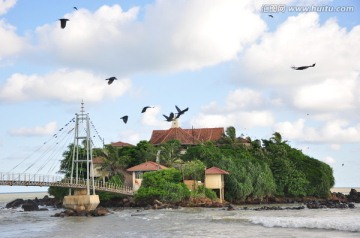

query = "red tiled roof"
[[92, 156, 105, 164], [205, 166, 229, 175], [127, 161, 168, 172], [111, 141, 134, 147], [149, 127, 224, 145]]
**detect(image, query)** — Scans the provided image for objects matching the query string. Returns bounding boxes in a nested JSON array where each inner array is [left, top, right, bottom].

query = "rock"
[[22, 200, 39, 211], [227, 204, 236, 211], [347, 189, 360, 203], [6, 199, 24, 208]]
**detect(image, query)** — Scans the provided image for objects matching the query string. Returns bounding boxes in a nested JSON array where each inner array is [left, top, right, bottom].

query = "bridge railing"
[[0, 172, 133, 195], [0, 172, 64, 183]]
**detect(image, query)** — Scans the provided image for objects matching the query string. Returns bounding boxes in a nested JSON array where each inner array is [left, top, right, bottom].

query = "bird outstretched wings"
[[291, 63, 316, 70]]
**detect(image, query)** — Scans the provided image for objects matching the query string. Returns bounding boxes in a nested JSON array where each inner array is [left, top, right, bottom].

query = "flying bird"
[[291, 63, 316, 70], [268, 15, 273, 18], [120, 116, 128, 124], [73, 7, 78, 10], [141, 106, 154, 113], [105, 77, 117, 85], [175, 105, 189, 118], [59, 18, 69, 29], [163, 112, 175, 122]]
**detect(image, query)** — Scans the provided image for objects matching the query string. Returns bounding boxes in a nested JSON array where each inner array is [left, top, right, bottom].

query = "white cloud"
[[0, 0, 16, 15], [293, 74, 359, 112], [226, 88, 264, 110], [241, 13, 360, 87], [192, 110, 274, 129], [0, 69, 131, 102], [0, 19, 25, 61], [140, 106, 170, 129], [274, 119, 360, 144], [321, 156, 336, 165], [32, 1, 266, 74], [9, 121, 57, 136], [192, 87, 274, 129]]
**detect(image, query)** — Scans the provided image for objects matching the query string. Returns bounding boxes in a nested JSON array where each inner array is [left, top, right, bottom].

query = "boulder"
[[6, 199, 24, 208], [22, 200, 39, 211]]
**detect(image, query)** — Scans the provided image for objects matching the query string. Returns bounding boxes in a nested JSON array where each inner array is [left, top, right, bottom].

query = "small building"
[[204, 166, 229, 203], [126, 161, 168, 191], [110, 141, 134, 147]]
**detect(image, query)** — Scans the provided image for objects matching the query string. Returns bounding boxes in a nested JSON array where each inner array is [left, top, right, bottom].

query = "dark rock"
[[22, 200, 39, 211], [52, 207, 110, 217], [6, 199, 24, 208], [227, 204, 236, 211]]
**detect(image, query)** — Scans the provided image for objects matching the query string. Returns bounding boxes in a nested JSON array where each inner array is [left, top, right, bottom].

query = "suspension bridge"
[[0, 102, 134, 198], [0, 172, 133, 196]]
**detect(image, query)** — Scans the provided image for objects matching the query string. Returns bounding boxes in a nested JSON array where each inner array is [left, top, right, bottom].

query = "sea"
[[1, 192, 360, 238]]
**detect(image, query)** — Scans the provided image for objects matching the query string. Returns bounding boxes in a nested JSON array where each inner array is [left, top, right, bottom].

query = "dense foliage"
[[50, 127, 335, 203], [134, 168, 190, 204]]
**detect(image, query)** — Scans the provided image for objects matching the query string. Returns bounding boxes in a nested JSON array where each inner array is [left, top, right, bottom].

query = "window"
[[135, 171, 143, 179]]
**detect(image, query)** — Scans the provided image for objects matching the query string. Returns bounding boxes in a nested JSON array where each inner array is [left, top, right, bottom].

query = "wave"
[[249, 216, 360, 232]]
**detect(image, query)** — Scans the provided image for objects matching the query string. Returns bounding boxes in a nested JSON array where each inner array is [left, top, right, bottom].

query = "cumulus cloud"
[[0, 19, 26, 61], [293, 73, 359, 112], [9, 121, 57, 136], [274, 119, 360, 144], [0, 69, 131, 102], [191, 88, 274, 129], [0, 0, 16, 15], [241, 13, 360, 87], [33, 1, 266, 74], [140, 106, 169, 129]]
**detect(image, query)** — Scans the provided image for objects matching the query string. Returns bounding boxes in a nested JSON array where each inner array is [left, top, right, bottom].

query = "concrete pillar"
[[63, 189, 100, 212]]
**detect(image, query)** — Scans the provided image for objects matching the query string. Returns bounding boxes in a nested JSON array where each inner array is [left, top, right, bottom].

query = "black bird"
[[105, 77, 117, 85], [291, 63, 316, 70], [163, 112, 175, 122], [342, 163, 344, 166], [268, 15, 273, 18], [74, 7, 78, 10], [120, 116, 128, 124], [59, 18, 69, 29], [175, 105, 189, 119], [141, 106, 154, 113]]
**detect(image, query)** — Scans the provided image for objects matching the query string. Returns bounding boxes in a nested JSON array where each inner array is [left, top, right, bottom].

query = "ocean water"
[[0, 193, 360, 238]]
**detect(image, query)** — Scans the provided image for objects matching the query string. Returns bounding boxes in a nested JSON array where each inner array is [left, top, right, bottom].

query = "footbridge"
[[0, 172, 133, 196]]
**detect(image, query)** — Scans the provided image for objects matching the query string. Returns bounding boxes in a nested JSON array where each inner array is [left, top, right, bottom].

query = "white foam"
[[249, 216, 360, 232]]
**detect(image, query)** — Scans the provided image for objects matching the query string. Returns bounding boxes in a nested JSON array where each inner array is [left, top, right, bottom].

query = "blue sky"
[[0, 0, 359, 193]]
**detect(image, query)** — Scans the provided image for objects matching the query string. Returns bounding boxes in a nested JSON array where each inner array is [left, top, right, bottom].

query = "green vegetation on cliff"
[[49, 128, 334, 204]]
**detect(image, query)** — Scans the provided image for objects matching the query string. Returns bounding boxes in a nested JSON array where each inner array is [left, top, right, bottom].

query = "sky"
[[0, 0, 359, 193]]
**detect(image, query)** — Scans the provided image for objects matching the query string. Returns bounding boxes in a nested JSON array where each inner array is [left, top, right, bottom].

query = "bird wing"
[[142, 106, 150, 113], [175, 105, 181, 113], [121, 116, 128, 123], [163, 114, 170, 120]]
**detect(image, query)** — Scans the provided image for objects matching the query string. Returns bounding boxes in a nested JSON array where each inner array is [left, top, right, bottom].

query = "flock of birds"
[[120, 105, 189, 124]]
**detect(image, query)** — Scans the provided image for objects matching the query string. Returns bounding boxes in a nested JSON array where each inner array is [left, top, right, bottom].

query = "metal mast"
[[69, 101, 96, 195]]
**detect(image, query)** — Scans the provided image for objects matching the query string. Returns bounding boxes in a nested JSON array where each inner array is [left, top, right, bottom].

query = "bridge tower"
[[63, 101, 100, 212]]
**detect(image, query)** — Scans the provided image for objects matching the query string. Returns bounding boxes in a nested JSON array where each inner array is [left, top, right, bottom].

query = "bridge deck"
[[0, 172, 134, 196]]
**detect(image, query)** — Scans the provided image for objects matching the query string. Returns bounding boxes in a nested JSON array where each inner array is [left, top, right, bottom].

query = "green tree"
[[135, 168, 190, 204], [159, 140, 183, 167]]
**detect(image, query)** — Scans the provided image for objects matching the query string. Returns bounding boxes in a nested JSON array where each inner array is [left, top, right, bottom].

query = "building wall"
[[205, 174, 223, 189]]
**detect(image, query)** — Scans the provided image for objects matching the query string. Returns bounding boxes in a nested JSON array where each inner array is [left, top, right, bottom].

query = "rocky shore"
[[5, 188, 360, 215]]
